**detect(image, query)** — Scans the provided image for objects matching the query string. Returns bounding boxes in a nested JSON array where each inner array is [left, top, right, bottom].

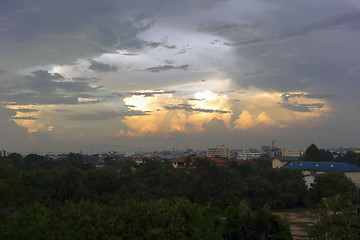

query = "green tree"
[[319, 149, 334, 162], [304, 143, 320, 161], [309, 193, 360, 239], [337, 151, 360, 166], [310, 172, 357, 203], [223, 205, 241, 240]]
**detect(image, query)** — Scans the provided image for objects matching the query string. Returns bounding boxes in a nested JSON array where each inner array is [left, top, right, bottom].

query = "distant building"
[[237, 151, 263, 160], [261, 146, 271, 155], [281, 161, 360, 188], [169, 156, 227, 168], [281, 147, 300, 157], [206, 145, 230, 159], [132, 157, 144, 165], [272, 156, 299, 168], [0, 150, 6, 157]]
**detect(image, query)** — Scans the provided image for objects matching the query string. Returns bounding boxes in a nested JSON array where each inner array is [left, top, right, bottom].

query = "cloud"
[[198, 23, 240, 33], [13, 108, 39, 113], [11, 116, 38, 120], [88, 60, 118, 72], [279, 103, 325, 113], [279, 92, 329, 113], [164, 104, 231, 114], [146, 65, 189, 72], [234, 110, 272, 129], [6, 70, 102, 105], [126, 90, 176, 97], [68, 110, 150, 121], [278, 10, 360, 40], [122, 90, 233, 137]]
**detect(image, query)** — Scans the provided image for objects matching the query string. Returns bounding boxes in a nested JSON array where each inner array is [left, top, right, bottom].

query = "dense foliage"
[[309, 193, 360, 239], [0, 152, 358, 239]]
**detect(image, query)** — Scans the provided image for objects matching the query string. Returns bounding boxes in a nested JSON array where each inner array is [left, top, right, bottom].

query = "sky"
[[1, 0, 360, 153]]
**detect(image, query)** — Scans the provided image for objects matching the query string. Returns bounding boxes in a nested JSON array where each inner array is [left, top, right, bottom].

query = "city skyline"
[[1, 0, 360, 153]]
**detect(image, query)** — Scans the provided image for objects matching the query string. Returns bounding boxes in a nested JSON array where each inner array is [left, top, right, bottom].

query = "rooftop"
[[282, 161, 360, 172]]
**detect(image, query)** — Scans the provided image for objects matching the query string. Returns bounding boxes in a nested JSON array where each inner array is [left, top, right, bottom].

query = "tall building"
[[206, 145, 230, 159]]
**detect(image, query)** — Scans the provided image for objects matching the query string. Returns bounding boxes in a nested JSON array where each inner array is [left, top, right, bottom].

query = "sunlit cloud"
[[120, 88, 331, 137]]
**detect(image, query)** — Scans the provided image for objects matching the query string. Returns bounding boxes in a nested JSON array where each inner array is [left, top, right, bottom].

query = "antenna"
[[271, 140, 278, 149], [212, 144, 219, 157], [173, 147, 177, 158]]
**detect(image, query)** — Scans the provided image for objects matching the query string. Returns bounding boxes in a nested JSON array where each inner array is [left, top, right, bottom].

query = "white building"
[[0, 150, 6, 157], [237, 151, 263, 160], [282, 147, 300, 157], [206, 145, 230, 159]]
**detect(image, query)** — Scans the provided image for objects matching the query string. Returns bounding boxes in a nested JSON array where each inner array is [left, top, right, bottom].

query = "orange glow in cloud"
[[122, 91, 233, 137], [121, 89, 331, 137], [234, 110, 272, 129]]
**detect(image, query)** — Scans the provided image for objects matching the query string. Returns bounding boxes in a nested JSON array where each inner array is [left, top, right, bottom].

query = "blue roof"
[[282, 161, 360, 172]]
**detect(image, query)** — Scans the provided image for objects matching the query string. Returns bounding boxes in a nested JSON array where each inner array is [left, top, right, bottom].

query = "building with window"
[[206, 145, 230, 159]]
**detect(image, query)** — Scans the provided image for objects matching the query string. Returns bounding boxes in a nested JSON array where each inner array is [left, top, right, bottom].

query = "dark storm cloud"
[[14, 108, 39, 113], [89, 60, 118, 72], [5, 70, 102, 105], [146, 65, 189, 73], [0, 0, 155, 68], [72, 77, 100, 82], [281, 93, 334, 102], [279, 102, 325, 113], [68, 110, 150, 121], [126, 90, 175, 97], [147, 37, 177, 49], [164, 104, 230, 114], [23, 70, 99, 93], [11, 116, 38, 120], [279, 93, 326, 112], [278, 10, 360, 40]]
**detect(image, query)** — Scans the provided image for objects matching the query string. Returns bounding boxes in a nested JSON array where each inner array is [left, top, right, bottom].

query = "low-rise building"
[[281, 161, 360, 188], [272, 156, 299, 168], [169, 156, 227, 168]]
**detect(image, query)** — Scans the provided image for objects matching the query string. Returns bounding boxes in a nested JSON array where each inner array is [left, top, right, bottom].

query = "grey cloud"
[[146, 65, 189, 73], [8, 92, 79, 105], [164, 104, 230, 114], [126, 90, 175, 97], [281, 92, 334, 102], [304, 93, 335, 99], [4, 70, 103, 105], [89, 60, 118, 72], [279, 11, 360, 40], [14, 108, 39, 113], [0, 70, 6, 74], [68, 110, 150, 121], [11, 116, 38, 120], [147, 40, 176, 49], [0, 0, 156, 69], [53, 109, 73, 113], [23, 70, 98, 93], [72, 77, 100, 82], [188, 98, 204, 101], [281, 93, 305, 102], [224, 37, 269, 47], [279, 102, 325, 113]]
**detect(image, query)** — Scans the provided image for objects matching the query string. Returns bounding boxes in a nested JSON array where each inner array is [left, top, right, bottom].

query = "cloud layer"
[[1, 0, 359, 152]]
